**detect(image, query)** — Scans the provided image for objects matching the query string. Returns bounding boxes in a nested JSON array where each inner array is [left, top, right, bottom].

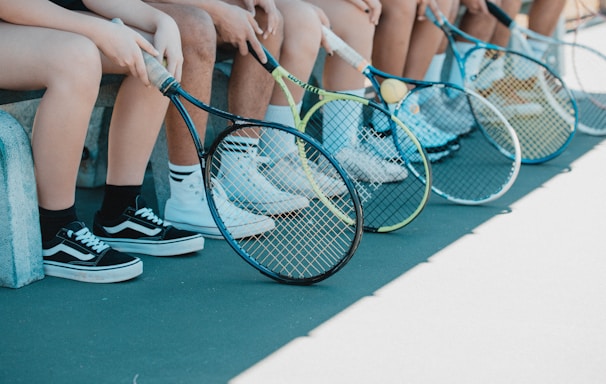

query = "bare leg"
[[227, 7, 284, 119], [270, 0, 323, 106], [527, 0, 566, 36], [104, 75, 168, 186], [458, 0, 503, 42], [305, 0, 374, 92], [150, 3, 216, 167], [371, 0, 417, 79], [490, 0, 522, 48], [404, 0, 456, 80], [0, 24, 101, 210]]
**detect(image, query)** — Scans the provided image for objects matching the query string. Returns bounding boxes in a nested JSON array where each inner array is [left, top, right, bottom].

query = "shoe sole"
[[44, 259, 142, 283], [97, 235, 205, 257], [165, 219, 276, 240]]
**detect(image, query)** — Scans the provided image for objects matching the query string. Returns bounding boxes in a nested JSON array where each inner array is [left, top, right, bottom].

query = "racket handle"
[[321, 26, 368, 72], [140, 51, 176, 91], [246, 42, 280, 73], [111, 18, 176, 92], [485, 1, 514, 27]]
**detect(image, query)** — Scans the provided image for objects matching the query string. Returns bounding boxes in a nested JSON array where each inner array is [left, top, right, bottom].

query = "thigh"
[[0, 22, 100, 90], [306, 0, 375, 55]]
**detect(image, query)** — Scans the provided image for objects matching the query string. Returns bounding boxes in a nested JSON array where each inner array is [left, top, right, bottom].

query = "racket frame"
[[322, 26, 522, 205], [249, 44, 433, 232], [487, 0, 606, 136], [427, 6, 578, 163], [143, 50, 364, 285]]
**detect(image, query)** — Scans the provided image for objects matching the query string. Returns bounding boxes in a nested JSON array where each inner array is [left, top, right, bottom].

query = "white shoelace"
[[135, 207, 167, 227], [69, 227, 110, 253]]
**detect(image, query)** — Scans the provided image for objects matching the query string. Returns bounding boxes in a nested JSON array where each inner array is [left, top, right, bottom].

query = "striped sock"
[[168, 162, 199, 183]]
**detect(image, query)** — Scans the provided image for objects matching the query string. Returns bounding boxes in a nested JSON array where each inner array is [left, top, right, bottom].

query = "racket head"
[[494, 6, 606, 137], [462, 45, 577, 163], [203, 122, 363, 285], [300, 90, 432, 233], [393, 82, 521, 204], [566, 28, 606, 135]]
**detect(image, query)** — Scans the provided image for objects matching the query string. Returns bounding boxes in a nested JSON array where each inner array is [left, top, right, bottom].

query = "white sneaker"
[[363, 122, 453, 163], [334, 146, 408, 184], [219, 149, 310, 215], [485, 93, 544, 118], [366, 107, 452, 162], [421, 92, 476, 136], [164, 172, 275, 239], [396, 103, 460, 153], [262, 152, 348, 199], [364, 110, 401, 161]]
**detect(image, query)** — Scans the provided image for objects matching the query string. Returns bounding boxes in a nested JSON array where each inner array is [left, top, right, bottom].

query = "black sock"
[[39, 205, 78, 243], [98, 184, 142, 221]]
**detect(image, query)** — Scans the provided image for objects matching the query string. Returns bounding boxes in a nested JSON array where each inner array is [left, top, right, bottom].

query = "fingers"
[[423, 0, 441, 20], [245, 37, 267, 63], [348, 0, 370, 14]]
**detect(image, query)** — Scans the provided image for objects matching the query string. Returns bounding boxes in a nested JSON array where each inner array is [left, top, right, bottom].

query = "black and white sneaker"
[[93, 196, 205, 256], [43, 221, 143, 283]]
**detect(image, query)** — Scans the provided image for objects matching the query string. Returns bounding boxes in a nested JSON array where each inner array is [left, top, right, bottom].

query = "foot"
[[164, 172, 275, 240], [484, 92, 544, 118], [219, 150, 310, 215], [396, 103, 460, 153], [334, 146, 408, 184], [43, 221, 142, 283], [421, 92, 477, 136], [93, 196, 205, 256], [262, 152, 348, 199]]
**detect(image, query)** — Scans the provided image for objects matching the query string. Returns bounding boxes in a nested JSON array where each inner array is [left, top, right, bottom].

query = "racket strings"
[[207, 125, 360, 281], [302, 95, 431, 232], [466, 48, 575, 162], [400, 85, 520, 203], [567, 33, 606, 135]]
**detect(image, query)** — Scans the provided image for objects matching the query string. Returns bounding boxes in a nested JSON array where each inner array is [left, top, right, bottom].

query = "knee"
[[281, 3, 322, 54], [170, 5, 217, 64], [51, 34, 101, 98]]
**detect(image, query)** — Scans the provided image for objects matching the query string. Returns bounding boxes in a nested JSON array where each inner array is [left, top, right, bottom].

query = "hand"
[[415, 0, 440, 21], [149, 16, 184, 82], [100, 20, 159, 86], [461, 0, 489, 14], [245, 0, 280, 40], [347, 0, 382, 25], [212, 2, 268, 62]]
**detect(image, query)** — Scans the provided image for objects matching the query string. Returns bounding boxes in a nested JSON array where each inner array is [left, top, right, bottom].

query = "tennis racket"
[[247, 44, 432, 233], [428, 5, 577, 164], [135, 46, 363, 285], [322, 26, 521, 205], [487, 1, 606, 136], [571, 0, 605, 27]]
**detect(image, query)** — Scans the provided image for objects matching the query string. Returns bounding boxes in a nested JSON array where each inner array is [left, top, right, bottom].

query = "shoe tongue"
[[64, 221, 87, 232], [134, 195, 148, 210]]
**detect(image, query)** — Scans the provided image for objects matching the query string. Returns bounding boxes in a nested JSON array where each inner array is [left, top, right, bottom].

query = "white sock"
[[424, 53, 446, 82], [168, 162, 199, 183], [322, 88, 365, 154], [259, 103, 300, 161], [528, 39, 549, 60]]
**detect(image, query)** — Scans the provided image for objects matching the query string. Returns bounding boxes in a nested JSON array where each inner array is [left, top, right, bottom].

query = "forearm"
[[84, 0, 173, 33], [144, 0, 233, 22]]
